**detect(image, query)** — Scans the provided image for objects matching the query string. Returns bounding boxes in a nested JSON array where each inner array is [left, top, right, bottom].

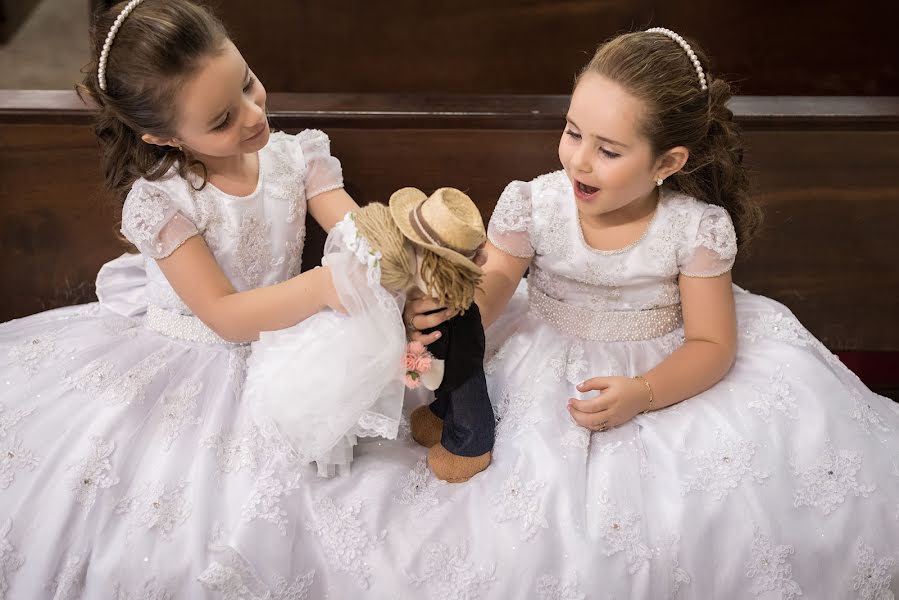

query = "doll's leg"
[[428, 371, 494, 482], [439, 371, 494, 456], [410, 403, 444, 448]]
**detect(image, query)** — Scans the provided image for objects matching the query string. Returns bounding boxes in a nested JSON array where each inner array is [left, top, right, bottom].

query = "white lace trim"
[[332, 214, 382, 287]]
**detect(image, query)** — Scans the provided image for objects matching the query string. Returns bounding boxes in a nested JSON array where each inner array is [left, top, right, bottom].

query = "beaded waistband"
[[146, 305, 243, 346], [528, 286, 682, 341]]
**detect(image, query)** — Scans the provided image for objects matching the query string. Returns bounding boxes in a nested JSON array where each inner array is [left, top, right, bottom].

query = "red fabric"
[[836, 352, 898, 385]]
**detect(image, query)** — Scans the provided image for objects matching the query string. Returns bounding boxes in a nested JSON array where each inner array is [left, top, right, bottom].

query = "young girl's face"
[[171, 40, 269, 159], [559, 72, 659, 219]]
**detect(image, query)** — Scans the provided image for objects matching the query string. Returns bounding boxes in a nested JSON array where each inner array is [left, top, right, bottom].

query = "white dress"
[[0, 130, 345, 598], [203, 171, 899, 599]]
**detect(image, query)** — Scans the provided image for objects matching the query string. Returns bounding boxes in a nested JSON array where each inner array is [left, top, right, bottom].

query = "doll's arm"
[[421, 359, 445, 390]]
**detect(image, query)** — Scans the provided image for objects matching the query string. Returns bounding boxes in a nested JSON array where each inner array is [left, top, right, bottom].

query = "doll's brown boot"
[[427, 442, 491, 483], [410, 405, 443, 448]]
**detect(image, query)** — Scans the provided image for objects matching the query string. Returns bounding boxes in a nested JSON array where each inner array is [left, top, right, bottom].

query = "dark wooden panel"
[[0, 123, 123, 318], [2, 92, 898, 359], [210, 1, 899, 95], [86, 1, 898, 95]]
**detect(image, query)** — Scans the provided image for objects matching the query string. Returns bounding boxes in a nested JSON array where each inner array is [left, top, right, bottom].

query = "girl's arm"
[[307, 188, 360, 232], [638, 272, 737, 405], [157, 235, 343, 343], [476, 241, 531, 328], [569, 272, 737, 429], [404, 242, 530, 344]]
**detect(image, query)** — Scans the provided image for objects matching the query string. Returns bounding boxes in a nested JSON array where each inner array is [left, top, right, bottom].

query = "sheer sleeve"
[[296, 129, 344, 199], [679, 204, 737, 277], [120, 182, 199, 259], [487, 180, 535, 258]]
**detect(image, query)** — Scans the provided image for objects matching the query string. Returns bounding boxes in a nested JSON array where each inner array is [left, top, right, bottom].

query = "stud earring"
[[656, 178, 664, 187]]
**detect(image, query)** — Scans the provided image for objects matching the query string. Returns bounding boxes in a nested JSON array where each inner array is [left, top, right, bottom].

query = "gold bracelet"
[[633, 375, 653, 413]]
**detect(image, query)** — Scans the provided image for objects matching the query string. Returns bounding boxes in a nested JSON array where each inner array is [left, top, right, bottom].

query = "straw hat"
[[389, 187, 486, 272]]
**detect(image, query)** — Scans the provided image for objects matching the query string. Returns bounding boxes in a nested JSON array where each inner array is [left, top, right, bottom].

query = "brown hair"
[[78, 0, 229, 204], [353, 203, 481, 313], [578, 31, 763, 248]]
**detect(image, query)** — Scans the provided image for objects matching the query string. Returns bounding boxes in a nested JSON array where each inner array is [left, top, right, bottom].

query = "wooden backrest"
[[2, 91, 898, 355]]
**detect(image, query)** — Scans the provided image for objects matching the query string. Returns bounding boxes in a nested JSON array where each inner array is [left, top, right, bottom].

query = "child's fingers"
[[409, 329, 442, 346], [409, 308, 452, 332], [567, 394, 612, 415], [577, 377, 613, 393]]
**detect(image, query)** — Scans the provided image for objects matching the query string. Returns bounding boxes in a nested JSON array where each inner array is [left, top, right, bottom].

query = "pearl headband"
[[645, 27, 708, 91], [97, 0, 145, 92]]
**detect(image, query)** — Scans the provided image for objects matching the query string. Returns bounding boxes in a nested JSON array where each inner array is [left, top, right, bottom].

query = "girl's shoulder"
[[264, 129, 336, 163], [530, 170, 570, 200]]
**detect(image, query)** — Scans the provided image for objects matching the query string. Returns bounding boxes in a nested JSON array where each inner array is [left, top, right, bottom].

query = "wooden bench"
[[2, 91, 898, 399]]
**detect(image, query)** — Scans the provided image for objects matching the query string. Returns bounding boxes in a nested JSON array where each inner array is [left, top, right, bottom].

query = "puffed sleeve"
[[120, 180, 199, 259], [679, 204, 737, 277], [296, 129, 344, 199], [487, 180, 535, 258]]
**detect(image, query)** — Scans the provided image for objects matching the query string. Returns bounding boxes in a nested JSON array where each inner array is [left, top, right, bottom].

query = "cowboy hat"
[[388, 187, 486, 272]]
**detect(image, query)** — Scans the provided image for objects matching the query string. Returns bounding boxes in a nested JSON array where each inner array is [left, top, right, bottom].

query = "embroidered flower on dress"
[[743, 312, 808, 346], [51, 553, 85, 600], [491, 467, 548, 541], [594, 483, 652, 574], [851, 538, 895, 600], [535, 573, 585, 600], [849, 388, 889, 435], [0, 435, 39, 490], [160, 380, 202, 450], [744, 528, 802, 600], [7, 333, 59, 374], [394, 458, 444, 515], [112, 578, 173, 600], [241, 465, 303, 536], [0, 519, 25, 600], [548, 341, 588, 386], [791, 440, 876, 515], [681, 429, 769, 501], [199, 545, 316, 600], [407, 540, 496, 600], [304, 496, 386, 589], [748, 366, 798, 421], [67, 436, 120, 513], [494, 388, 540, 443], [115, 480, 192, 542]]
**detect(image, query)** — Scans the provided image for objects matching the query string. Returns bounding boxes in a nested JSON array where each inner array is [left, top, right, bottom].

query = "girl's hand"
[[402, 293, 455, 345], [567, 376, 652, 432]]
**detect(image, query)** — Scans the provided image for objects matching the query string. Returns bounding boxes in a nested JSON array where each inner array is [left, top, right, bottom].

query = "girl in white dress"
[[0, 0, 357, 596], [398, 28, 899, 598]]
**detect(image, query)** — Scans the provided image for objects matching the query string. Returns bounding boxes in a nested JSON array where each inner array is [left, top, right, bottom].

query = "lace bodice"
[[487, 171, 737, 312], [120, 130, 343, 315]]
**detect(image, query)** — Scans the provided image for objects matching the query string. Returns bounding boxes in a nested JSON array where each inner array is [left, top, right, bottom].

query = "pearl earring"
[[656, 178, 664, 187]]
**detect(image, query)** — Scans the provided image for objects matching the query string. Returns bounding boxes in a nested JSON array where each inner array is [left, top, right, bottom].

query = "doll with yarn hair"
[[243, 187, 494, 481]]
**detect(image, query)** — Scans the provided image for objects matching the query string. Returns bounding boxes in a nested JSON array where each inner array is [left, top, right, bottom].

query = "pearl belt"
[[528, 286, 682, 341]]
